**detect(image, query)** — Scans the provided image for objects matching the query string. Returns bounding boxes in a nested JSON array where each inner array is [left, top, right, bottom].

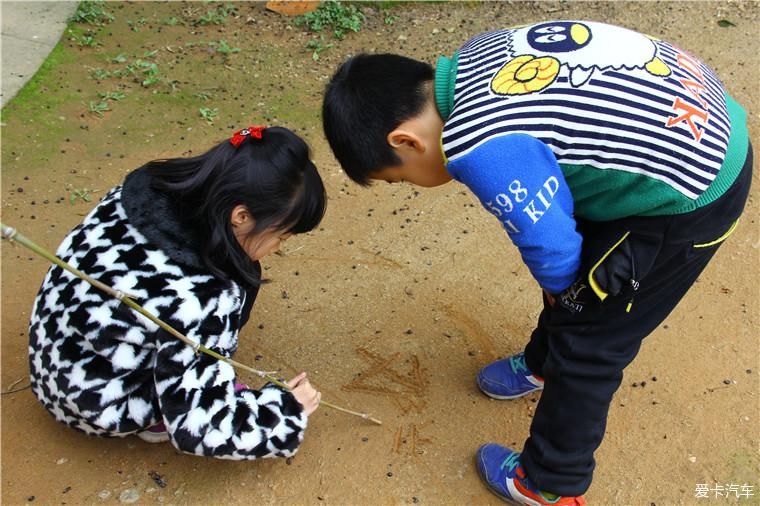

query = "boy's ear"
[[387, 128, 426, 154]]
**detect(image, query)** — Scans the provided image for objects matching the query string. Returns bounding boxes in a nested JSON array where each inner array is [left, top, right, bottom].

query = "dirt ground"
[[1, 2, 758, 505]]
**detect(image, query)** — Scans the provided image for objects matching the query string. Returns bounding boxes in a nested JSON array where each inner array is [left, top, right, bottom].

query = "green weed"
[[306, 36, 334, 61], [97, 91, 126, 101], [89, 67, 112, 80], [70, 0, 113, 26], [111, 53, 128, 64], [212, 39, 241, 56], [194, 91, 213, 101], [294, 0, 364, 40], [199, 107, 218, 124], [162, 16, 181, 26], [127, 17, 148, 32], [125, 60, 162, 87], [88, 100, 110, 117], [68, 187, 98, 204], [68, 29, 99, 47], [196, 4, 236, 25]]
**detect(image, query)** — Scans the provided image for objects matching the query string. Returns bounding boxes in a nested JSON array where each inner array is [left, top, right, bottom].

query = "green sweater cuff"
[[435, 52, 458, 120]]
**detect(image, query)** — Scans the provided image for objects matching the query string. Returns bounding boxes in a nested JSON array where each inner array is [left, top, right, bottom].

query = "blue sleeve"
[[447, 133, 582, 293]]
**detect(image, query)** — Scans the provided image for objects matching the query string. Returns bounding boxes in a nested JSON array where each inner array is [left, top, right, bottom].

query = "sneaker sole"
[[478, 381, 543, 400], [136, 431, 170, 444]]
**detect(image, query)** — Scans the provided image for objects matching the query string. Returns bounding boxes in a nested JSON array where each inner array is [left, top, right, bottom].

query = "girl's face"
[[239, 229, 292, 261], [230, 205, 292, 261]]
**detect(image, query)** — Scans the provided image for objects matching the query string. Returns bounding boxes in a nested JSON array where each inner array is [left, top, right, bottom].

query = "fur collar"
[[121, 167, 206, 270]]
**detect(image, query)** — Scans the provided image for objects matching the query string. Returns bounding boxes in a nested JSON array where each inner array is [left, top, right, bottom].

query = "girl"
[[28, 125, 326, 460]]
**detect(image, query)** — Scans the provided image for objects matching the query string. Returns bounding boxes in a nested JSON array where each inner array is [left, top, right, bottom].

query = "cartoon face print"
[[491, 21, 672, 96], [527, 21, 592, 53]]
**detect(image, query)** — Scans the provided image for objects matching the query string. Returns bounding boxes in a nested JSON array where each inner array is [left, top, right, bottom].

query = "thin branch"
[[1, 223, 381, 425]]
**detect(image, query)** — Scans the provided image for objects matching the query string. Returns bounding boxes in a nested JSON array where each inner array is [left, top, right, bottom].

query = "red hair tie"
[[230, 126, 266, 147]]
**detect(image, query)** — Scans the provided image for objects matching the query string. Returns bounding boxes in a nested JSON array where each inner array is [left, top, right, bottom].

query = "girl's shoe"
[[477, 352, 544, 399], [136, 422, 169, 443], [476, 443, 586, 506]]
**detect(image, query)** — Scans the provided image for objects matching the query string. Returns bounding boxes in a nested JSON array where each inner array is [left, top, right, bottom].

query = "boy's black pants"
[[520, 147, 753, 496]]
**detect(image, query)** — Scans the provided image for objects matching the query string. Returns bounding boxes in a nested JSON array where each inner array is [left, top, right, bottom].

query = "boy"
[[322, 20, 751, 505]]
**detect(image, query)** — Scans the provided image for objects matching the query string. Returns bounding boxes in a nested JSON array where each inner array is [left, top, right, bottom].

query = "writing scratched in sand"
[[393, 424, 432, 456], [343, 347, 429, 413]]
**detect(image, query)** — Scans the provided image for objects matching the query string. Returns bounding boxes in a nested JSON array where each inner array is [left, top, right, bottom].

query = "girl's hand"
[[286, 372, 321, 416]]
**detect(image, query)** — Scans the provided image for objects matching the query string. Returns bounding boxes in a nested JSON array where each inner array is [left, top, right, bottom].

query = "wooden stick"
[[2, 223, 381, 425]]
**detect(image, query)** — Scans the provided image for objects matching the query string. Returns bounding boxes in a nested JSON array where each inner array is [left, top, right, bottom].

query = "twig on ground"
[[1, 223, 381, 425]]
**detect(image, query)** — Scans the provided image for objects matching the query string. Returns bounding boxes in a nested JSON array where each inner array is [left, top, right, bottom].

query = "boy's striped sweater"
[[434, 21, 748, 292]]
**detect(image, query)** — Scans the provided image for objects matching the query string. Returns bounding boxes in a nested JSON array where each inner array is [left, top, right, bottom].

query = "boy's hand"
[[543, 290, 556, 307], [286, 372, 321, 416]]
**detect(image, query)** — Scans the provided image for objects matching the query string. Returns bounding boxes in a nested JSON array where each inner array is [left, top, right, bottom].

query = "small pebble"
[[119, 488, 140, 504], [688, 456, 697, 463], [98, 490, 112, 500], [723, 379, 732, 385], [148, 470, 166, 488]]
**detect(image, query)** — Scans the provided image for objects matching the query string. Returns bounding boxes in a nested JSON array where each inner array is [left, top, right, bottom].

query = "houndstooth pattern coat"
[[28, 168, 307, 459]]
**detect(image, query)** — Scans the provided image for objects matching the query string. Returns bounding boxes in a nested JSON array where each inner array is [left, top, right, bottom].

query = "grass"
[[1, 41, 77, 123], [88, 100, 110, 117], [69, 30, 99, 47], [196, 4, 236, 26], [97, 91, 126, 101], [111, 53, 128, 64], [127, 17, 148, 32], [199, 107, 218, 124], [294, 0, 365, 40], [210, 40, 241, 57], [68, 187, 98, 204], [69, 0, 113, 26], [306, 37, 333, 61]]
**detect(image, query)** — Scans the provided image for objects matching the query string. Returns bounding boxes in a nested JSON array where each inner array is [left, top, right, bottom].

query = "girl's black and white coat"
[[28, 168, 307, 460]]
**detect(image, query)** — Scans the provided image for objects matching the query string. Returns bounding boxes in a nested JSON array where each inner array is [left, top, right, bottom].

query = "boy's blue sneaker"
[[477, 352, 544, 399], [475, 443, 586, 506]]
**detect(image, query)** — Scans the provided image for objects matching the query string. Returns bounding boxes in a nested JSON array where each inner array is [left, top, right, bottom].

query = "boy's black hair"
[[322, 53, 434, 185], [145, 127, 326, 286]]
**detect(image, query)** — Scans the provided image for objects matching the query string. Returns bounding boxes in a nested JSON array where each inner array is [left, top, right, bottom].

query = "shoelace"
[[500, 451, 521, 472], [509, 353, 529, 375]]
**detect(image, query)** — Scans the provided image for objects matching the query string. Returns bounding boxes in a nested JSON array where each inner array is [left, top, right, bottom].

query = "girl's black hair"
[[322, 53, 434, 186], [145, 126, 326, 286]]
